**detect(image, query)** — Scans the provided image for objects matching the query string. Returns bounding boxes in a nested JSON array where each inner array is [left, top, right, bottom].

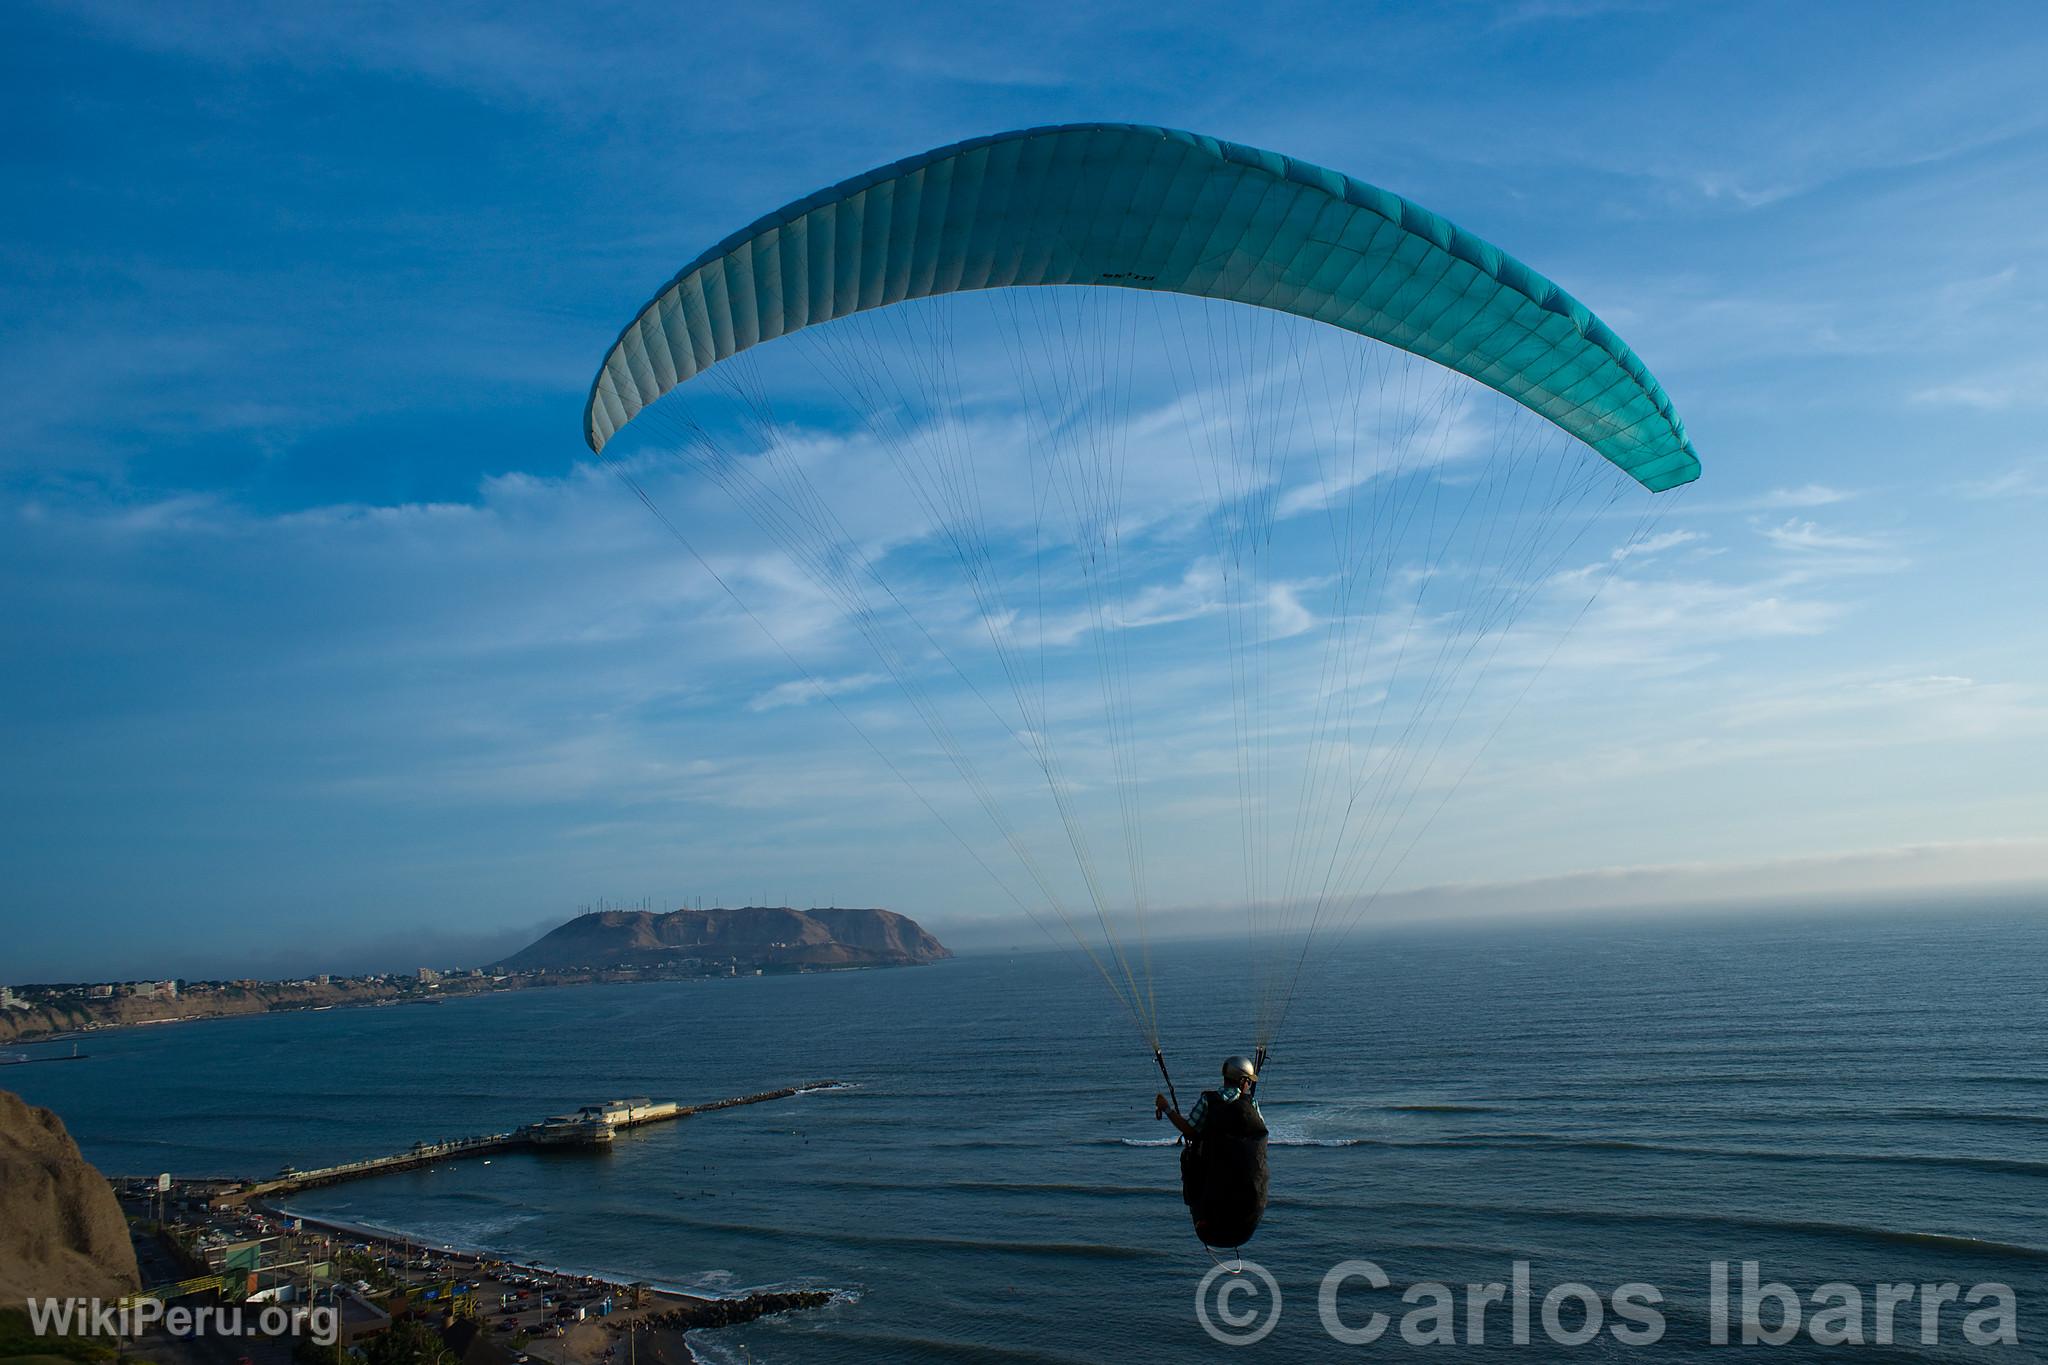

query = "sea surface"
[[11, 909, 2048, 1362]]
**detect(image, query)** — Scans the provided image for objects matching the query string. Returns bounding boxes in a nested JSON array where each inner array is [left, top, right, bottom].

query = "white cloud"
[[1610, 528, 1702, 561], [1028, 559, 1225, 647], [1568, 573, 1841, 657], [1951, 464, 2048, 499], [1758, 518, 1888, 553], [1757, 484, 1852, 509], [1910, 361, 2048, 410], [1487, 0, 1661, 29], [1712, 673, 2042, 739], [1265, 583, 1315, 639], [1690, 171, 1802, 210], [747, 672, 887, 712]]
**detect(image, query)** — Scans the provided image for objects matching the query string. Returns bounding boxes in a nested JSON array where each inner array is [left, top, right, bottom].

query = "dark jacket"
[[1179, 1088, 1270, 1248]]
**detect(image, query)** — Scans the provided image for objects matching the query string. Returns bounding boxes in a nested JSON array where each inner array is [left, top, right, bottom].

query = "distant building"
[[315, 973, 330, 986], [88, 983, 114, 999], [0, 985, 27, 1010], [417, 967, 441, 984]]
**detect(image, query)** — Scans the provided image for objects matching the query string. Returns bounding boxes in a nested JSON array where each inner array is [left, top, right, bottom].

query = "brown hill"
[[0, 1089, 139, 1304], [495, 906, 950, 973]]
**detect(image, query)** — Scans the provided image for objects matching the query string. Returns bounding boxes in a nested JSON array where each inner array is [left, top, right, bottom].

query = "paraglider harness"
[[1157, 1048, 1270, 1256]]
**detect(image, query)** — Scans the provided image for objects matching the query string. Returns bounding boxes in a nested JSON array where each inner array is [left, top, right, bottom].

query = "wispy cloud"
[[748, 672, 888, 712], [1757, 518, 1889, 554], [1016, 556, 1277, 651], [1756, 484, 1852, 509], [8, 0, 2048, 978], [1689, 171, 1802, 211], [1265, 582, 1315, 639], [1610, 528, 1702, 561], [1486, 0, 1662, 30], [1911, 361, 2048, 411], [1951, 463, 2048, 499], [1713, 672, 2043, 737], [1558, 572, 1842, 666]]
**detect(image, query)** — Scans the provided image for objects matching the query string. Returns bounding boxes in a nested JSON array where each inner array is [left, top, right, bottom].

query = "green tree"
[[363, 1320, 451, 1365], [292, 1337, 345, 1365]]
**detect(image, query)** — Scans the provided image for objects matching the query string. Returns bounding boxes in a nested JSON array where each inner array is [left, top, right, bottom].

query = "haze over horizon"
[[16, 869, 2048, 986], [6, 1, 2046, 981]]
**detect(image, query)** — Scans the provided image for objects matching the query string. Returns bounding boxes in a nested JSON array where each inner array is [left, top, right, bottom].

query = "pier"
[[236, 1081, 841, 1198]]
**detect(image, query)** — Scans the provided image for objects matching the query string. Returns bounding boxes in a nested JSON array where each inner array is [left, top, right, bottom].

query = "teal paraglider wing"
[[584, 123, 1699, 491]]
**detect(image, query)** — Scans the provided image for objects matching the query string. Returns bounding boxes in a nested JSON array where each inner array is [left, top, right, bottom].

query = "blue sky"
[[4, 0, 2045, 980]]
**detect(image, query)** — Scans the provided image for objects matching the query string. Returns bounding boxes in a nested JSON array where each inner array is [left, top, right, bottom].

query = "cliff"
[[496, 906, 950, 973], [0, 978, 408, 1046], [0, 1090, 139, 1305]]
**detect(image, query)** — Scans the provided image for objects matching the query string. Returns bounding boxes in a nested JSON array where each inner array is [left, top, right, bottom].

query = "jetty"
[[237, 1081, 841, 1199]]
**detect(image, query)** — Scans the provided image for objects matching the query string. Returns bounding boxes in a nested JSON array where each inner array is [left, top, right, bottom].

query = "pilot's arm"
[[1155, 1093, 1198, 1139]]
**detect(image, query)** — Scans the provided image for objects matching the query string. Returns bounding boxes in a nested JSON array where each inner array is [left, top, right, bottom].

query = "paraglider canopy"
[[586, 123, 1699, 493], [583, 123, 1702, 1079]]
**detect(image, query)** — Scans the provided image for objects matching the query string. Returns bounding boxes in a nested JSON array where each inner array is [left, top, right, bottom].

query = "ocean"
[[10, 909, 2048, 1361]]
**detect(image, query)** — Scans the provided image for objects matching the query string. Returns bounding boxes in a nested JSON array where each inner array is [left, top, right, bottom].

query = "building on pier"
[[524, 1097, 679, 1147]]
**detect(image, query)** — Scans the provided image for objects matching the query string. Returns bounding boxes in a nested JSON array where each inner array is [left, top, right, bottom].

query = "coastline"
[[249, 1204, 840, 1365], [276, 1205, 846, 1305], [0, 959, 948, 1048], [0, 981, 483, 1047], [93, 1080, 854, 1362]]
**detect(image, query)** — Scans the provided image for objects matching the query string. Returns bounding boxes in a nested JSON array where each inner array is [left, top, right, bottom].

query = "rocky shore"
[[641, 1288, 834, 1332]]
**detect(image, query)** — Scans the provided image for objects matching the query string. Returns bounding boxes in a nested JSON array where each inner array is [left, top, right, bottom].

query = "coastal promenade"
[[104, 1081, 851, 1365], [233, 1082, 842, 1200], [115, 1188, 829, 1365]]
